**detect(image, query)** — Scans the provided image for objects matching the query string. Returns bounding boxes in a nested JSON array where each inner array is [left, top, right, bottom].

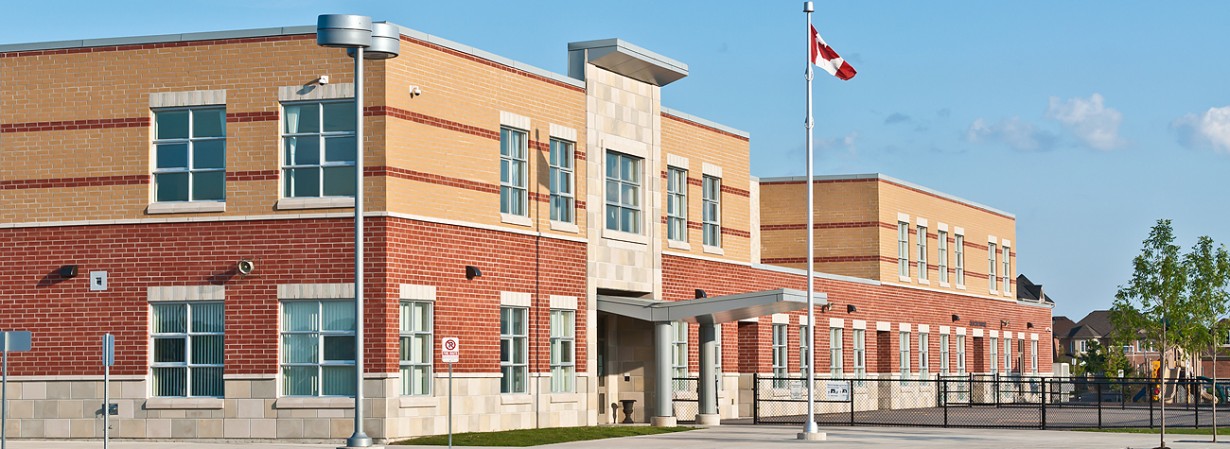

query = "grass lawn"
[[393, 426, 695, 446], [1074, 427, 1230, 435]]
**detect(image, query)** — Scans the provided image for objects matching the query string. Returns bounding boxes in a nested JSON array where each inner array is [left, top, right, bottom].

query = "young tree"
[[1185, 236, 1230, 441]]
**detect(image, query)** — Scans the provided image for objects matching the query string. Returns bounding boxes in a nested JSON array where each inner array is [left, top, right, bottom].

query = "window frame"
[[152, 106, 227, 203], [549, 309, 577, 393], [853, 329, 866, 383], [548, 138, 576, 223], [280, 299, 357, 397], [956, 335, 967, 375], [772, 324, 788, 387], [830, 327, 844, 379], [898, 222, 910, 278], [1003, 245, 1012, 294], [919, 332, 930, 380], [500, 306, 529, 394], [671, 321, 689, 392], [899, 331, 911, 385], [666, 166, 688, 242], [1030, 340, 1039, 374], [150, 301, 224, 398], [281, 100, 358, 199], [988, 242, 999, 292], [940, 333, 950, 375], [937, 230, 949, 284], [917, 225, 929, 281], [799, 325, 810, 376], [702, 175, 722, 247], [1004, 336, 1013, 373], [955, 234, 966, 287], [400, 300, 433, 396], [605, 151, 643, 234], [500, 127, 530, 216], [990, 336, 999, 375]]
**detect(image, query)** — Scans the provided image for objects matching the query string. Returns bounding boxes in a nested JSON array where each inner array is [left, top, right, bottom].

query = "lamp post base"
[[796, 431, 827, 441]]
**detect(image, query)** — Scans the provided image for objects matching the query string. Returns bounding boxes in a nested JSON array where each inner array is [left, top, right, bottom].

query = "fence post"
[[1040, 377, 1047, 430], [752, 373, 759, 425], [1096, 377, 1103, 429], [1150, 378, 1155, 429], [995, 373, 1001, 408], [849, 378, 855, 426], [1196, 378, 1201, 429], [943, 377, 949, 428]]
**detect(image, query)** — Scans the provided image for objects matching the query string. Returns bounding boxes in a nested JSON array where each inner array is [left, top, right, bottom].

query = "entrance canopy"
[[597, 288, 823, 324]]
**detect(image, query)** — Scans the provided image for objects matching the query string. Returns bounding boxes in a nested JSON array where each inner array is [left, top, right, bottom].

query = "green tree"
[[1111, 219, 1189, 361], [1186, 236, 1230, 354]]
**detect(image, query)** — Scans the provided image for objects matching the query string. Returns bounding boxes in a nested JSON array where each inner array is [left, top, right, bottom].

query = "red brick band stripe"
[[721, 185, 751, 198], [227, 111, 279, 123], [0, 34, 313, 59], [0, 117, 148, 133], [401, 36, 586, 93], [368, 165, 497, 194], [721, 227, 751, 238], [762, 221, 880, 231], [0, 174, 149, 190], [369, 105, 500, 141], [226, 170, 280, 182], [661, 112, 751, 142]]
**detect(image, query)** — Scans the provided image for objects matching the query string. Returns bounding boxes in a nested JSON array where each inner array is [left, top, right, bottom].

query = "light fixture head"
[[819, 303, 832, 312], [237, 259, 255, 275], [365, 22, 401, 59], [465, 265, 482, 280], [316, 14, 373, 48], [846, 304, 857, 314], [694, 289, 707, 299], [1000, 319, 1010, 328], [1027, 322, 1035, 329], [59, 265, 79, 278], [951, 314, 960, 322]]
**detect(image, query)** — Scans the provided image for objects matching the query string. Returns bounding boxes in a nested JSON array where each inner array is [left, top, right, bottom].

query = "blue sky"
[[4, 1, 1228, 319]]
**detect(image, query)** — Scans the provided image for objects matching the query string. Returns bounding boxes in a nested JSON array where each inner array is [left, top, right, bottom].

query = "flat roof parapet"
[[568, 38, 688, 86]]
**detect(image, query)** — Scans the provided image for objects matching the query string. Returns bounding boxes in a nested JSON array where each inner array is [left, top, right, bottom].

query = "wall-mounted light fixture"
[[951, 314, 960, 322], [846, 304, 857, 313], [1000, 319, 1010, 328], [819, 303, 832, 312], [465, 265, 482, 280], [237, 259, 255, 275], [59, 265, 79, 278], [1027, 322, 1035, 329], [694, 289, 707, 299]]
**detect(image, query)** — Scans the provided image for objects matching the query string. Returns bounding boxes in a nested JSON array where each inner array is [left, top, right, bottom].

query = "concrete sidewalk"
[[8, 425, 1230, 449]]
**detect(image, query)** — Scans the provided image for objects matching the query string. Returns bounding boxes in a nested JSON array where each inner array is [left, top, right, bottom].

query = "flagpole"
[[799, 0, 824, 441]]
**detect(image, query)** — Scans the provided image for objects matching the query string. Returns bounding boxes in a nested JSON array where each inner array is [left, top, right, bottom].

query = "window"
[[1004, 336, 1012, 373], [703, 176, 721, 247], [988, 242, 999, 292], [400, 301, 432, 396], [853, 329, 866, 382], [605, 151, 642, 234], [1030, 340, 1039, 374], [151, 302, 223, 397], [956, 335, 966, 375], [1002, 245, 1011, 294], [548, 139, 575, 223], [919, 332, 930, 380], [153, 107, 226, 202], [500, 127, 529, 216], [955, 234, 966, 286], [1018, 339, 1025, 374], [917, 225, 928, 281], [938, 230, 949, 284], [714, 325, 723, 374], [282, 101, 357, 198], [282, 300, 356, 396], [940, 333, 950, 375], [830, 327, 844, 379], [990, 337, 999, 375], [550, 310, 576, 393], [500, 307, 529, 394], [772, 324, 788, 386], [672, 322, 689, 391], [666, 167, 688, 242], [900, 331, 911, 384], [898, 222, 910, 278], [799, 325, 810, 376]]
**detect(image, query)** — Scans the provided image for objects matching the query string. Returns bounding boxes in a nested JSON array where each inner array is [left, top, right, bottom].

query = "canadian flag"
[[810, 25, 856, 80]]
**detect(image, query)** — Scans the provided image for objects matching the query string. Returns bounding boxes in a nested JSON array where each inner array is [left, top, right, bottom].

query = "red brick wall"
[[662, 254, 1053, 375]]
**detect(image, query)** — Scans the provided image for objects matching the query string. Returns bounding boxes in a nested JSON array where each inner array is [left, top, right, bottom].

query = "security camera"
[[237, 259, 255, 275], [409, 85, 422, 97], [317, 75, 329, 85]]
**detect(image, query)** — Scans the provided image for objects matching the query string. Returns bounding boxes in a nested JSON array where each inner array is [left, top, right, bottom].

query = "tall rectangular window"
[[548, 138, 575, 223], [1030, 340, 1039, 374], [900, 331, 911, 384], [917, 225, 928, 281], [151, 302, 223, 397], [282, 101, 357, 198], [772, 324, 788, 386], [1004, 336, 1012, 373], [990, 336, 999, 375], [550, 310, 576, 393], [702, 176, 721, 247], [955, 234, 966, 286], [500, 128, 529, 216], [1003, 245, 1012, 294], [605, 151, 642, 234], [714, 325, 723, 373], [400, 301, 432, 396], [830, 327, 844, 379], [940, 333, 950, 375], [153, 108, 226, 202], [937, 230, 949, 284], [666, 167, 688, 242], [988, 242, 999, 292], [853, 329, 866, 382], [956, 335, 966, 374], [282, 300, 356, 396], [500, 307, 529, 394], [898, 222, 910, 278], [919, 332, 930, 380], [672, 322, 689, 391], [799, 326, 809, 377]]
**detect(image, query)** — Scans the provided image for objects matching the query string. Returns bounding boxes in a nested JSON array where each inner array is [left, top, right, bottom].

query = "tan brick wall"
[[659, 114, 752, 263], [758, 179, 881, 278]]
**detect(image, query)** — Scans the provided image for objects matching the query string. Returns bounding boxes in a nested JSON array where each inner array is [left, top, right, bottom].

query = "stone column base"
[[695, 413, 721, 425], [650, 416, 678, 427], [796, 431, 827, 441]]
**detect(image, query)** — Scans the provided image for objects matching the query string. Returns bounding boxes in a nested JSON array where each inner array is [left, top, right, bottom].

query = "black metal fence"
[[752, 374, 1230, 429]]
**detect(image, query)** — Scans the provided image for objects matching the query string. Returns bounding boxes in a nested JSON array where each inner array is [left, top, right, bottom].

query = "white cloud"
[[966, 117, 1058, 152], [1173, 106, 1230, 153], [1045, 93, 1124, 151]]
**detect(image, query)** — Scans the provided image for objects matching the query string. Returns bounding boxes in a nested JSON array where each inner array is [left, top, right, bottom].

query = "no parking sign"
[[442, 337, 460, 363]]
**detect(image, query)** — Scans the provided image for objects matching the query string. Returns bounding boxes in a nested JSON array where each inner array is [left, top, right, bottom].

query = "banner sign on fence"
[[825, 380, 850, 401], [789, 380, 804, 400]]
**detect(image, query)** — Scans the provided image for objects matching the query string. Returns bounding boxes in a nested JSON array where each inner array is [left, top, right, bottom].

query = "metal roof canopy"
[[567, 38, 688, 87], [597, 288, 822, 325]]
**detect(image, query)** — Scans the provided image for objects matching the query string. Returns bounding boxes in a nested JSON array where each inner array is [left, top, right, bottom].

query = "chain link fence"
[[752, 374, 1230, 429]]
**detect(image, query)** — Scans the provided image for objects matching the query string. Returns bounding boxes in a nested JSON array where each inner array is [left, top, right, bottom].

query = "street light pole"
[[316, 15, 400, 448]]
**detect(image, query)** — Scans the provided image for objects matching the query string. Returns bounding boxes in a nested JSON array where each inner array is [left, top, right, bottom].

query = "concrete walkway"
[[8, 425, 1230, 449]]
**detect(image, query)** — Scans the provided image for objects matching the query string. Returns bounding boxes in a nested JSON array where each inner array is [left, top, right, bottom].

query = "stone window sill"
[[276, 197, 355, 210], [399, 396, 439, 408], [274, 397, 355, 409], [146, 202, 226, 215], [501, 213, 533, 227], [145, 397, 224, 409]]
